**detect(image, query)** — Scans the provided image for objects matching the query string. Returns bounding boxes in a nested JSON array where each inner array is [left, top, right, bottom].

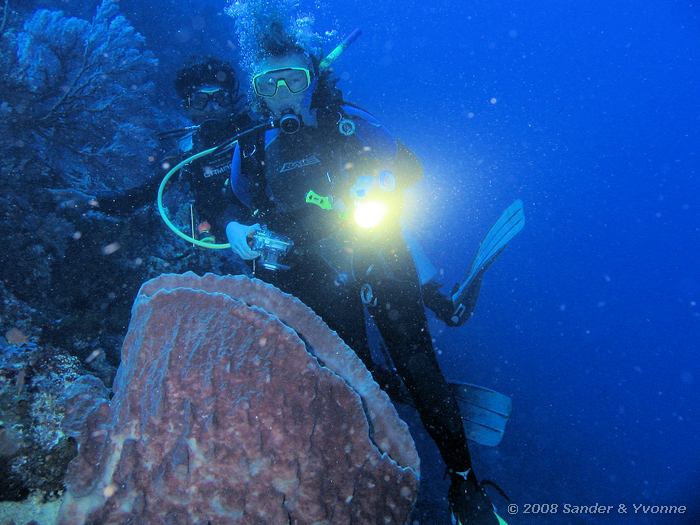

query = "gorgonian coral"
[[0, 0, 159, 190]]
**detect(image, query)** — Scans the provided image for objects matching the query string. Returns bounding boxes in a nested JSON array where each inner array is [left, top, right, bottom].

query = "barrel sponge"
[[58, 272, 419, 524]]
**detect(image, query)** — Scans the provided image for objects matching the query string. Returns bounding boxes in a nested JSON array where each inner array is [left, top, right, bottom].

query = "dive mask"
[[252, 67, 312, 97], [187, 86, 232, 110]]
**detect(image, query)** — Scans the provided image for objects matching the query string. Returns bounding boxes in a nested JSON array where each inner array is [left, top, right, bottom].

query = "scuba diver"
[[166, 57, 253, 242], [51, 56, 251, 242], [218, 23, 514, 525]]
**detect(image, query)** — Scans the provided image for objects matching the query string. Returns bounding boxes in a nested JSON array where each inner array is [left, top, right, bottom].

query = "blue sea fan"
[[16, 11, 88, 92], [0, 0, 160, 189]]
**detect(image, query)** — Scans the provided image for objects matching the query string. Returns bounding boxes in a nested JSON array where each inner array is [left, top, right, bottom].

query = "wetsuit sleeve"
[[220, 142, 254, 226], [94, 170, 163, 216], [92, 144, 181, 216]]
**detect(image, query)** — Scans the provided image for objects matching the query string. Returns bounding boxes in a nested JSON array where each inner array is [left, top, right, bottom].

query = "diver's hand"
[[226, 221, 261, 260]]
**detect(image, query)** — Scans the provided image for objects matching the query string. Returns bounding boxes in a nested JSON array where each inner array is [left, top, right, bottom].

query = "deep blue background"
[[83, 0, 700, 521], [325, 2, 700, 522]]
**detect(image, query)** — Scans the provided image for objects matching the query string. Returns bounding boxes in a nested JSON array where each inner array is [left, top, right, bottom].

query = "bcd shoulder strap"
[[238, 129, 273, 219]]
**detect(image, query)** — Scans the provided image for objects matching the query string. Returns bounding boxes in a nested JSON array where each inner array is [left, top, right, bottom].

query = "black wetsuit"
[[226, 106, 473, 473], [96, 114, 252, 242]]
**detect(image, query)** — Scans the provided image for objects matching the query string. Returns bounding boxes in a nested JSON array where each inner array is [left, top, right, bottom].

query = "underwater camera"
[[251, 227, 294, 271]]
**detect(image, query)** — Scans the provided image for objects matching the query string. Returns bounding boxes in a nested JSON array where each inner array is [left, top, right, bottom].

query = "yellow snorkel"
[[319, 28, 362, 71]]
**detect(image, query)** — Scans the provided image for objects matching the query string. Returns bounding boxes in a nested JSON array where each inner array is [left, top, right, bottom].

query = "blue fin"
[[451, 200, 525, 308], [449, 382, 512, 447]]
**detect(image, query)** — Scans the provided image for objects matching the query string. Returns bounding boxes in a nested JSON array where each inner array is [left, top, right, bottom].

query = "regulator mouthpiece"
[[279, 111, 302, 134]]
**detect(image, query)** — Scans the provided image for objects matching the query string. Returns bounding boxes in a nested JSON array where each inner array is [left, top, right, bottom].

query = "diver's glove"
[[448, 468, 508, 525], [226, 221, 261, 260], [421, 277, 484, 327]]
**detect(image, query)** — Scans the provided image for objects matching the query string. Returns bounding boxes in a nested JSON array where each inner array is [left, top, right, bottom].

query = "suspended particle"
[[102, 242, 121, 255]]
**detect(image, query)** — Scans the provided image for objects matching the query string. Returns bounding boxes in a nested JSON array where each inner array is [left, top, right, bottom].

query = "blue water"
[[14, 0, 700, 522], [312, 1, 700, 521]]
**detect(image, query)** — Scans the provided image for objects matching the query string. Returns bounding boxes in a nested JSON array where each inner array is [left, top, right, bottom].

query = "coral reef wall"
[[58, 273, 420, 524], [0, 0, 243, 366], [0, 0, 164, 361]]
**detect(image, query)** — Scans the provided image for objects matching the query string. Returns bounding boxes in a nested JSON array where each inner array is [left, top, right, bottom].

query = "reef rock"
[[0, 340, 84, 501], [58, 272, 419, 524]]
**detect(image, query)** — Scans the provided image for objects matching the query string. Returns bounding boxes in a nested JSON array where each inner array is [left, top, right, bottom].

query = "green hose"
[[157, 120, 273, 250], [157, 146, 231, 249]]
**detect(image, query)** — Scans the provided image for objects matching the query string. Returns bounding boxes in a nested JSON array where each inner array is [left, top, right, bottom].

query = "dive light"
[[353, 200, 389, 229], [349, 170, 397, 230]]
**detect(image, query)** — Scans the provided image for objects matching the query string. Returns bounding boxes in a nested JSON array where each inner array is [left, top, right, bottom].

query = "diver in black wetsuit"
[[52, 57, 252, 242], [166, 57, 254, 242], [222, 24, 509, 525]]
